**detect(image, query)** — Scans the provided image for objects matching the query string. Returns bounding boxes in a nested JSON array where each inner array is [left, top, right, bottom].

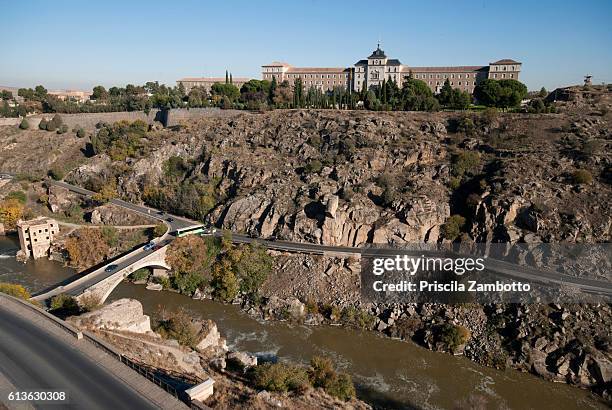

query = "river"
[[0, 235, 608, 409]]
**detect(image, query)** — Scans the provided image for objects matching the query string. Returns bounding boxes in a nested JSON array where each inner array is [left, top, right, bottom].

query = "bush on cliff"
[[19, 118, 29, 129], [49, 293, 80, 317], [154, 307, 200, 348], [442, 215, 466, 240], [572, 169, 593, 184], [437, 324, 471, 353], [308, 356, 356, 401], [250, 362, 310, 394]]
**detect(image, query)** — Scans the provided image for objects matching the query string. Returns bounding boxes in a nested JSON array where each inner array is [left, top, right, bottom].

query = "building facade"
[[177, 77, 250, 93], [262, 45, 521, 94], [17, 217, 58, 259], [261, 62, 351, 92]]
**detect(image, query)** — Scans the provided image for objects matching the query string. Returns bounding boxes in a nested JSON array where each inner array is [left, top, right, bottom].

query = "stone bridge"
[[33, 243, 171, 306]]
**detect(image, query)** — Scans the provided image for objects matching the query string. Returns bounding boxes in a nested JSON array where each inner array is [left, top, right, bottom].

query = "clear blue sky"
[[1, 0, 611, 91]]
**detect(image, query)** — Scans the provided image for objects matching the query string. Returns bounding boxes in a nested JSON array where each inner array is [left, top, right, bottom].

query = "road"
[[14, 178, 610, 300], [0, 304, 160, 410]]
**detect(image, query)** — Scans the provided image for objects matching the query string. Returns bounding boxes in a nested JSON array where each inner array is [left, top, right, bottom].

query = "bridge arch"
[[77, 249, 171, 305]]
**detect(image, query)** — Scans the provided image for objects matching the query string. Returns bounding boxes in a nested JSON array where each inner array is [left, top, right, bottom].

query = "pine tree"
[[230, 73, 233, 84], [225, 70, 229, 84]]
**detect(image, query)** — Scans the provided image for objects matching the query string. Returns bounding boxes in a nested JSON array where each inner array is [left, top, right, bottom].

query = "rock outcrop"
[[69, 298, 152, 333]]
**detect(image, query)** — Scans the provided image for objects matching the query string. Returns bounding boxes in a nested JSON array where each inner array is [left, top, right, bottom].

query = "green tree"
[[91, 85, 108, 100], [269, 76, 277, 105], [538, 87, 548, 98], [438, 79, 453, 106], [19, 118, 29, 129]]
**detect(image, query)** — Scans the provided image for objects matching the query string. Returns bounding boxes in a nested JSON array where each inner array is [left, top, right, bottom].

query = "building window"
[[493, 73, 497, 78]]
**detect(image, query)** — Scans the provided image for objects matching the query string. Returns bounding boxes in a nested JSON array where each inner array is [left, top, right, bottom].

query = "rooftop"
[[286, 67, 348, 73], [261, 61, 291, 67], [490, 59, 521, 65], [178, 77, 250, 82], [368, 45, 387, 59], [404, 65, 488, 73]]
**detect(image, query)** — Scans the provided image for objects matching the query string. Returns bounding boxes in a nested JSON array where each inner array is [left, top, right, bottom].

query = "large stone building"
[[17, 217, 58, 259], [262, 45, 521, 94], [177, 77, 250, 93]]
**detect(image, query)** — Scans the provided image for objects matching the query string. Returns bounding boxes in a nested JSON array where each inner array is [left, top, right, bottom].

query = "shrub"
[[46, 114, 63, 132], [154, 307, 199, 347], [100, 226, 119, 247], [5, 191, 27, 204], [39, 118, 48, 130], [79, 294, 101, 312], [19, 118, 29, 129], [153, 223, 167, 237], [451, 151, 481, 177], [48, 166, 65, 181], [57, 124, 68, 134], [442, 215, 466, 240], [572, 169, 593, 184], [308, 356, 356, 401], [251, 363, 310, 393], [437, 324, 471, 352], [304, 160, 323, 174], [130, 268, 150, 282], [0, 282, 32, 300], [340, 306, 375, 330], [76, 128, 86, 138], [480, 107, 498, 126], [49, 293, 80, 316]]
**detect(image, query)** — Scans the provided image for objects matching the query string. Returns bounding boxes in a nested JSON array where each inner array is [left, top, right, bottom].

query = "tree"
[[474, 79, 527, 109], [449, 88, 471, 110], [400, 77, 440, 111], [225, 70, 229, 84], [269, 77, 277, 105], [19, 118, 29, 129], [64, 228, 110, 268], [273, 80, 293, 108], [538, 87, 548, 98], [438, 79, 453, 106], [210, 258, 239, 301], [34, 85, 48, 98], [91, 85, 108, 100], [0, 199, 24, 229], [0, 90, 13, 100]]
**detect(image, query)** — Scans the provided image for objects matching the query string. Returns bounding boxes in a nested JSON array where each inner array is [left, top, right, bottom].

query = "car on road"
[[143, 242, 155, 251], [268, 235, 278, 241], [166, 217, 174, 222], [0, 173, 11, 179], [202, 227, 217, 235], [104, 264, 119, 272], [157, 211, 165, 216]]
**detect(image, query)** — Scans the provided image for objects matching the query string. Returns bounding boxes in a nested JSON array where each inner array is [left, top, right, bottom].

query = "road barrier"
[[0, 293, 83, 339]]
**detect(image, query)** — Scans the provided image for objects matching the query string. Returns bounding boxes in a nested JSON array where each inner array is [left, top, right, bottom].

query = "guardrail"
[[0, 293, 83, 339]]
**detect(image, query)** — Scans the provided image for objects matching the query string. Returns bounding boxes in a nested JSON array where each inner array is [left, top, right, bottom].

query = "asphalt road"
[[0, 305, 159, 410], [27, 178, 611, 299]]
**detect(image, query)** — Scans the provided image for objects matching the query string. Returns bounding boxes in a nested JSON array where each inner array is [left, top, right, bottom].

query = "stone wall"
[[0, 107, 244, 129]]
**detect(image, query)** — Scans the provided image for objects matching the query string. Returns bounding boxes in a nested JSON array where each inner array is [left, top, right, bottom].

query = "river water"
[[0, 235, 607, 409]]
